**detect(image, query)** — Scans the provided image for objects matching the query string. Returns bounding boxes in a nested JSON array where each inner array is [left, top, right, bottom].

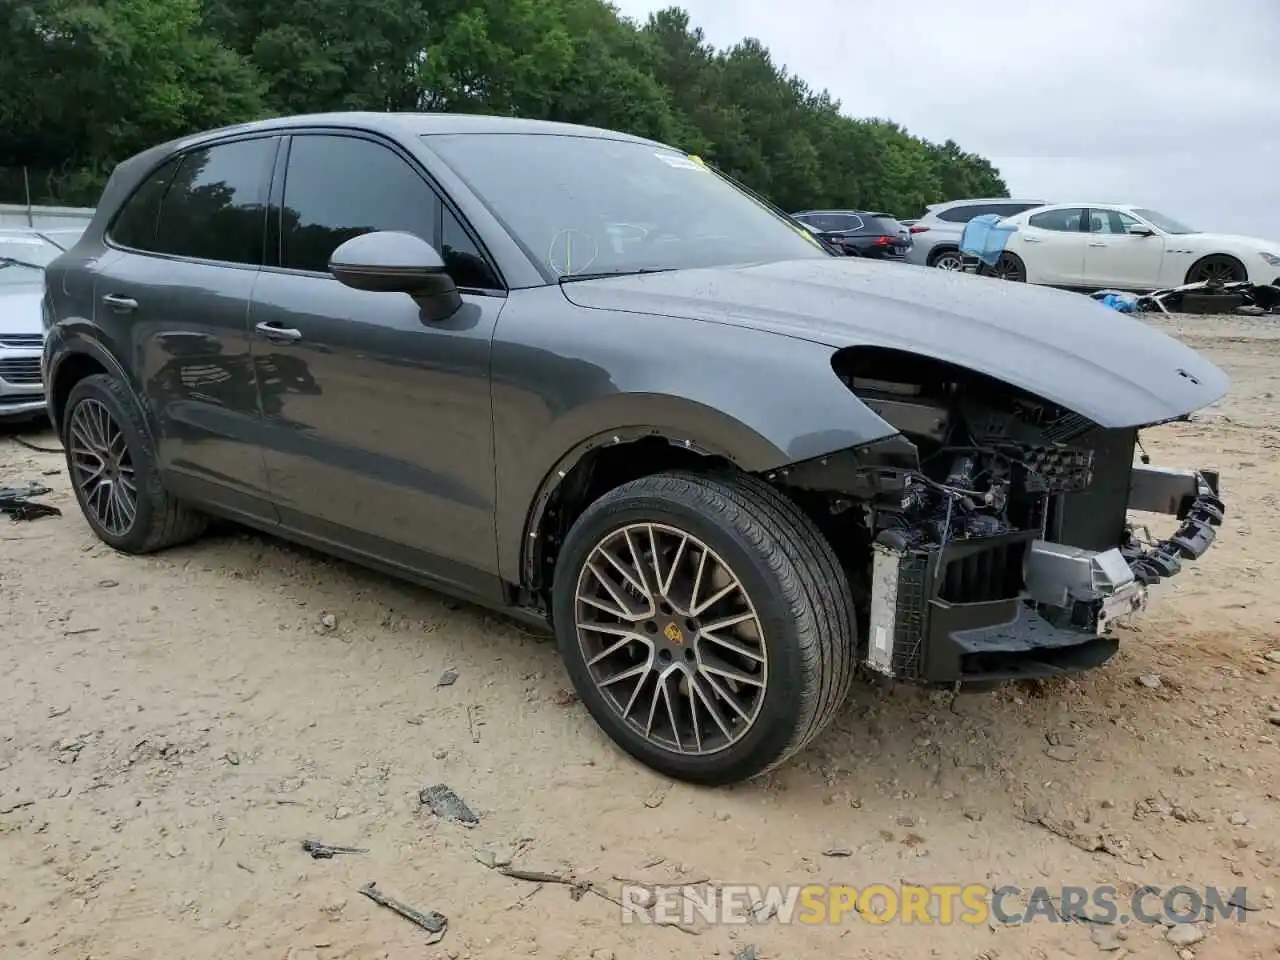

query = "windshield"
[[1132, 208, 1197, 235], [0, 230, 72, 286], [424, 133, 830, 278]]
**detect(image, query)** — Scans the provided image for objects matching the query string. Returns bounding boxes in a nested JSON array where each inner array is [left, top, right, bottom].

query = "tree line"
[[0, 0, 1008, 217]]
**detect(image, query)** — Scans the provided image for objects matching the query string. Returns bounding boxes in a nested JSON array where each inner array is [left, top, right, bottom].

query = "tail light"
[[873, 235, 896, 246], [909, 225, 929, 234]]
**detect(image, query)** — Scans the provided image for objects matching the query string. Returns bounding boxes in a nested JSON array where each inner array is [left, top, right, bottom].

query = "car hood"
[[1180, 232, 1279, 253], [0, 286, 44, 337], [559, 257, 1229, 430]]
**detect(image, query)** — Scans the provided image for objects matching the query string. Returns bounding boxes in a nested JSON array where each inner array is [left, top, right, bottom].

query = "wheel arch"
[[927, 243, 961, 266], [46, 327, 151, 439], [507, 390, 898, 602]]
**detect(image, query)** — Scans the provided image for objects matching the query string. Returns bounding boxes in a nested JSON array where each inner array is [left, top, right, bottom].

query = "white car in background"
[[989, 203, 1280, 292]]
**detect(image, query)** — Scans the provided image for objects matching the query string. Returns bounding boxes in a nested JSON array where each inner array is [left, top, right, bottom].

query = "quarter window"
[[153, 138, 277, 264], [442, 209, 501, 289], [109, 156, 182, 251]]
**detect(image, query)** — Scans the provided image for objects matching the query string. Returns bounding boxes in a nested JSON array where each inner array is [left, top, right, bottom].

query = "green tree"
[[1, 0, 1008, 215]]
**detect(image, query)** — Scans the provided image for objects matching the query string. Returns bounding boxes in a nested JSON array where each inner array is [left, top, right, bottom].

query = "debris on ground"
[[484, 862, 702, 935], [1091, 279, 1280, 315], [357, 881, 447, 943], [437, 667, 458, 687], [0, 482, 60, 521], [301, 838, 368, 859], [419, 783, 479, 826]]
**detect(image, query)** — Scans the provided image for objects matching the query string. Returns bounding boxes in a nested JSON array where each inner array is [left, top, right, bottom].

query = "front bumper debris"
[[865, 464, 1225, 685]]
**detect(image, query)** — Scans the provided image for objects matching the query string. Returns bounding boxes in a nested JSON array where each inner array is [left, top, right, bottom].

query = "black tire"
[[551, 470, 858, 785], [989, 252, 1026, 282], [929, 248, 964, 271], [1184, 254, 1246, 286], [62, 373, 207, 553]]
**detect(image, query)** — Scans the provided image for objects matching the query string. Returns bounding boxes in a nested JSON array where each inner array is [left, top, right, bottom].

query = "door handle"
[[1022, 235, 1041, 242], [1088, 241, 1107, 247], [101, 294, 138, 312], [254, 321, 303, 343]]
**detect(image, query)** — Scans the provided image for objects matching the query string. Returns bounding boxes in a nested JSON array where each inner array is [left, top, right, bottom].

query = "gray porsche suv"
[[42, 113, 1227, 785]]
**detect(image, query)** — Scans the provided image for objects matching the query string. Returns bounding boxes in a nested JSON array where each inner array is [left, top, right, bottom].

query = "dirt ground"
[[2, 312, 1278, 960]]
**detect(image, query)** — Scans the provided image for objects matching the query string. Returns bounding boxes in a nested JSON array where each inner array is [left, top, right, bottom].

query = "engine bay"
[[768, 348, 1230, 684]]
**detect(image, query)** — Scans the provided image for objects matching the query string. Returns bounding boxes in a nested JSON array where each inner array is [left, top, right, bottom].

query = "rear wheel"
[[1184, 254, 1246, 285], [989, 252, 1026, 282], [930, 249, 964, 271], [551, 470, 857, 785], [63, 374, 206, 553]]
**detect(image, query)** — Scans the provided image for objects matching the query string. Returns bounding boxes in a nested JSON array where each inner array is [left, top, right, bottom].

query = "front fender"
[[490, 289, 900, 583]]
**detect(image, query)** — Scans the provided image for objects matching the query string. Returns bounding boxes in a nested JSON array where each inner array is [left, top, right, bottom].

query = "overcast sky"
[[611, 0, 1279, 237]]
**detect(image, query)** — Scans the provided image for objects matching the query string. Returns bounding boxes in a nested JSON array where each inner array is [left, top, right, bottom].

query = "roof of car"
[[168, 111, 670, 152], [930, 197, 1048, 208]]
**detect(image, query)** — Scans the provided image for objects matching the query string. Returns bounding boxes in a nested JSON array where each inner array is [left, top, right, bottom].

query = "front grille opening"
[[0, 357, 43, 385], [938, 541, 1027, 604]]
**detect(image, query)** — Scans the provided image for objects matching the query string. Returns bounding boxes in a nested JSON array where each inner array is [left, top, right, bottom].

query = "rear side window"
[[152, 138, 278, 265], [863, 216, 903, 234], [937, 203, 998, 223], [1028, 207, 1085, 232], [992, 202, 1043, 216], [109, 157, 181, 250]]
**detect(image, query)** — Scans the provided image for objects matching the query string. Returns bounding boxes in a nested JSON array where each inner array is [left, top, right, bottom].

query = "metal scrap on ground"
[[1, 482, 60, 521], [419, 783, 479, 826], [1092, 279, 1280, 315], [357, 881, 447, 943], [301, 838, 368, 859]]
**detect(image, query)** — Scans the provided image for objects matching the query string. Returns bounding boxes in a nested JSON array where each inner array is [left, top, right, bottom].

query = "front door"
[[93, 134, 280, 521], [249, 131, 507, 597], [1015, 207, 1089, 285], [1083, 208, 1166, 289]]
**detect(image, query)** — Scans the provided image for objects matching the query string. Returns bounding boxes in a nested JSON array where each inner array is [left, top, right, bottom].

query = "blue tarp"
[[959, 213, 1016, 268]]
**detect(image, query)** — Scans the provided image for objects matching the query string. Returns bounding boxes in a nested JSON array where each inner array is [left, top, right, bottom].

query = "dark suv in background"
[[791, 209, 911, 259], [904, 198, 1048, 270]]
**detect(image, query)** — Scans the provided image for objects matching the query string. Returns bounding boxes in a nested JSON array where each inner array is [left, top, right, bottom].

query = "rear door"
[[94, 134, 280, 521], [1012, 206, 1089, 284], [248, 131, 507, 596]]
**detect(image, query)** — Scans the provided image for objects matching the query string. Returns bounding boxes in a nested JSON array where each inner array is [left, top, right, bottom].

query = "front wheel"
[[1184, 254, 1246, 285], [551, 471, 857, 785]]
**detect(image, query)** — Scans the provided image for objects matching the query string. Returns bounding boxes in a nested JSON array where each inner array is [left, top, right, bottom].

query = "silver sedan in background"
[[1, 226, 85, 422]]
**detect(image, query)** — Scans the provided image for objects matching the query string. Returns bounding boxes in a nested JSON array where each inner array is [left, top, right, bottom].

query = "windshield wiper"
[[0, 257, 45, 272], [557, 267, 675, 283]]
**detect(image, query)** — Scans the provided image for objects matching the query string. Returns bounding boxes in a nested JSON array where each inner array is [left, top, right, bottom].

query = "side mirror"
[[1127, 225, 1155, 237], [329, 231, 461, 320]]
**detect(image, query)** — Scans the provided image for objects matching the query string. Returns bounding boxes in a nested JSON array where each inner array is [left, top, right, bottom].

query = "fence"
[[0, 202, 95, 231]]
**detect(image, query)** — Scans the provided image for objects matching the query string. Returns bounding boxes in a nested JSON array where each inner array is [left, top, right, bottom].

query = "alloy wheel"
[[991, 254, 1025, 282], [933, 251, 964, 271], [573, 522, 768, 756], [1190, 258, 1243, 285], [68, 398, 138, 537]]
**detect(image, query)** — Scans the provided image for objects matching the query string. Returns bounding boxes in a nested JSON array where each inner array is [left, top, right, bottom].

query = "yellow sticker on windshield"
[[687, 154, 707, 169], [655, 152, 705, 171]]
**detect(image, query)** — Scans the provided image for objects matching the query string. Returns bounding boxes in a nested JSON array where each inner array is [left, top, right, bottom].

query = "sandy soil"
[[2, 313, 1278, 960]]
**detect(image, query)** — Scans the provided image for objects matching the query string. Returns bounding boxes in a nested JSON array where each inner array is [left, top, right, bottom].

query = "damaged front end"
[[771, 350, 1226, 685]]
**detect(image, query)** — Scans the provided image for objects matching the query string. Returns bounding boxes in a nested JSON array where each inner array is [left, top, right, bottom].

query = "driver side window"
[[279, 133, 501, 290]]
